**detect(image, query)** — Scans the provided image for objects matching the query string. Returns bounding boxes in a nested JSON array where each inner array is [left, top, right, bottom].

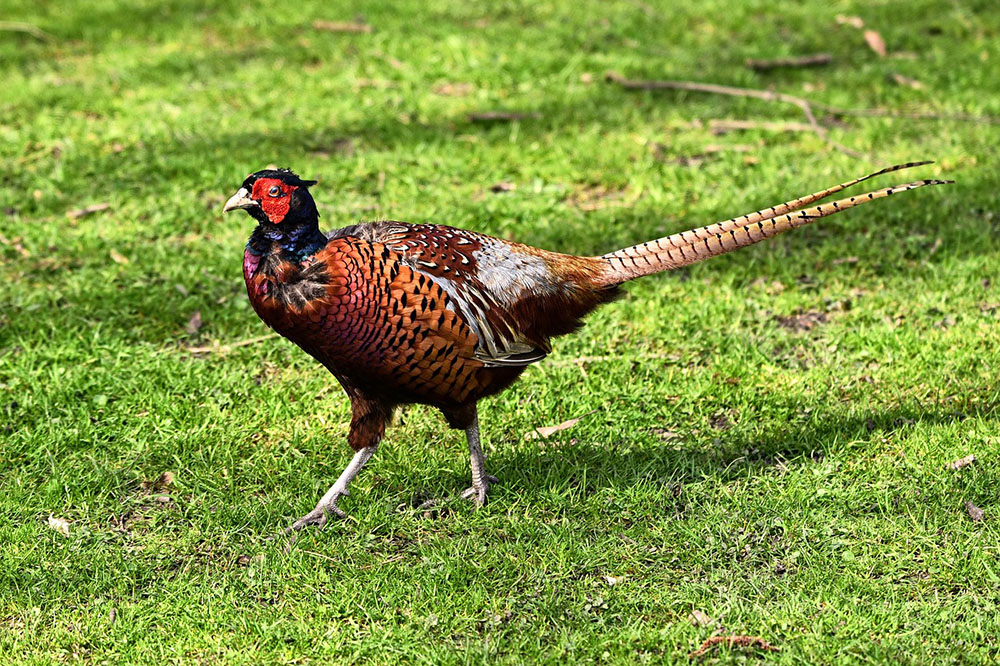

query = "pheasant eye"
[[268, 185, 281, 197]]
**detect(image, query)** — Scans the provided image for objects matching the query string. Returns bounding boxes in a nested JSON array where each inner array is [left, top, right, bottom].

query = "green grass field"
[[2, 0, 999, 663]]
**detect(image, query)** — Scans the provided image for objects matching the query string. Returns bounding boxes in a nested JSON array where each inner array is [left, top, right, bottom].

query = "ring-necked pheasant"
[[223, 162, 949, 531]]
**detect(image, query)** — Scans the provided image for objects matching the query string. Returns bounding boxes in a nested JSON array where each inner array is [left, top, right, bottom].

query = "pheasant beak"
[[223, 187, 258, 213]]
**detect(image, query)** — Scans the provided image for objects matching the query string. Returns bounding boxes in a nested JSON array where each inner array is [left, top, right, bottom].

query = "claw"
[[460, 474, 499, 507], [285, 493, 348, 533]]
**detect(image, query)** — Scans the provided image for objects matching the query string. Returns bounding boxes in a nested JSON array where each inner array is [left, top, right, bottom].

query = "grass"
[[1, 0, 998, 663]]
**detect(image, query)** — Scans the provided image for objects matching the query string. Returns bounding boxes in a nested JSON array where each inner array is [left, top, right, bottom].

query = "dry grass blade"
[[312, 20, 372, 33]]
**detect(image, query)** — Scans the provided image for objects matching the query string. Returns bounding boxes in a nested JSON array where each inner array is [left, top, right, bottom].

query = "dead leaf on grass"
[[185, 310, 203, 335], [966, 502, 984, 522], [433, 82, 474, 96], [141, 471, 175, 493], [47, 515, 70, 536], [689, 610, 714, 627], [864, 30, 887, 57], [566, 184, 635, 211], [527, 412, 595, 440], [946, 454, 976, 471], [836, 15, 864, 28], [709, 411, 734, 431], [890, 73, 925, 90], [0, 233, 30, 257], [775, 309, 828, 332], [109, 249, 129, 265]]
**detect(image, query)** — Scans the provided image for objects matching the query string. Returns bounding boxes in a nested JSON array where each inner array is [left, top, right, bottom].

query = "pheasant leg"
[[460, 413, 498, 506], [287, 445, 377, 532]]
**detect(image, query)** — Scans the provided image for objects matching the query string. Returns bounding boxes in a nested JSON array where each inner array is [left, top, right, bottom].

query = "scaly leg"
[[287, 394, 389, 532], [460, 411, 498, 506], [287, 445, 377, 532]]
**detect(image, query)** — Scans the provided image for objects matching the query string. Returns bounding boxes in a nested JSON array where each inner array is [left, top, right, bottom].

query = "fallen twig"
[[468, 111, 541, 122], [745, 53, 832, 71], [611, 72, 1000, 125], [689, 635, 778, 660], [822, 106, 999, 124], [186, 334, 279, 354], [605, 72, 863, 158], [67, 202, 110, 219], [0, 21, 54, 42]]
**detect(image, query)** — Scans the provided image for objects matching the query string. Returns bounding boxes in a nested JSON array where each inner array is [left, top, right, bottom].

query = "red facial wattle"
[[251, 178, 296, 224]]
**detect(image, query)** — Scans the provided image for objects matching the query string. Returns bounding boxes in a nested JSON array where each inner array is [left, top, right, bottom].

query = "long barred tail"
[[594, 162, 951, 287]]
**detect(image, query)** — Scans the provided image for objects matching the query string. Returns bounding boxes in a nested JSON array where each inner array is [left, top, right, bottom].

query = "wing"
[[339, 222, 556, 367]]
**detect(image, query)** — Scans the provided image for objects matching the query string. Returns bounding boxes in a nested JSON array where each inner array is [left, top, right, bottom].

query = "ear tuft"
[[244, 167, 317, 190], [276, 168, 317, 188]]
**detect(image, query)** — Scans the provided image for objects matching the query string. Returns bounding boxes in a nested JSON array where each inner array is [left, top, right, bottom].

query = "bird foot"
[[460, 474, 499, 506], [285, 490, 349, 534]]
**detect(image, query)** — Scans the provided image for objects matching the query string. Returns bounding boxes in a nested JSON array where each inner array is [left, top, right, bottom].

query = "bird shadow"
[[396, 398, 993, 514]]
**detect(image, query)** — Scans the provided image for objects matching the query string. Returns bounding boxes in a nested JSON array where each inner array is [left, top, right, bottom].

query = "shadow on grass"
[[408, 397, 997, 507]]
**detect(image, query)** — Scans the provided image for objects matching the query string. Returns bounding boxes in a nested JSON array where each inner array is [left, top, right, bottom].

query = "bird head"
[[223, 168, 318, 226]]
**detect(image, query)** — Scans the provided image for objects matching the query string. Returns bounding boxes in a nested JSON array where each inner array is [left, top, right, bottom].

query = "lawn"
[[1, 0, 998, 663]]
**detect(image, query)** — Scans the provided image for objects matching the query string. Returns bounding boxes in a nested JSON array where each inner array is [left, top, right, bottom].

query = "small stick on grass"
[[606, 72, 1000, 126], [468, 111, 541, 122], [186, 334, 279, 355], [605, 72, 863, 158], [0, 21, 54, 42], [689, 635, 778, 660], [745, 53, 832, 71], [709, 119, 818, 134]]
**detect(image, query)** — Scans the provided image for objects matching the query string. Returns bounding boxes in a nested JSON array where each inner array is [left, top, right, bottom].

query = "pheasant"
[[223, 162, 949, 531]]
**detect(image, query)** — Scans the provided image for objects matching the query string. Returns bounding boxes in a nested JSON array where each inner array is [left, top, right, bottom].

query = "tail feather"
[[595, 163, 951, 287]]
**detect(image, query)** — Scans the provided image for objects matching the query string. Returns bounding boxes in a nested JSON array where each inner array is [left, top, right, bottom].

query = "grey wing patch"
[[414, 265, 548, 367]]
